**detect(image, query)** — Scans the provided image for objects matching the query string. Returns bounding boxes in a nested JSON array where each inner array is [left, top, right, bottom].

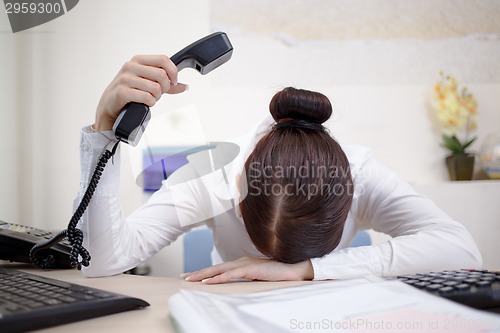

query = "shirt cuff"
[[79, 125, 121, 196], [82, 125, 117, 143]]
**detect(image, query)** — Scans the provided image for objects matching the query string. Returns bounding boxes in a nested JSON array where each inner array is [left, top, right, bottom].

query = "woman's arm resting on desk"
[[183, 257, 314, 284], [311, 158, 483, 280]]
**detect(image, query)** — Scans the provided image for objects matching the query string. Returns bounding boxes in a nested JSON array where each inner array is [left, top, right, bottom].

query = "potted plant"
[[431, 71, 478, 180]]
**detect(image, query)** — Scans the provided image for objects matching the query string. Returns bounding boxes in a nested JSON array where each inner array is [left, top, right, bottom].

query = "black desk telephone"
[[0, 32, 233, 270], [0, 221, 73, 268]]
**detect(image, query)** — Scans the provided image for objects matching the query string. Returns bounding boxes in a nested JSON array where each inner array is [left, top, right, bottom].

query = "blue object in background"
[[349, 230, 372, 247], [141, 147, 190, 191], [183, 228, 215, 273], [141, 146, 213, 191]]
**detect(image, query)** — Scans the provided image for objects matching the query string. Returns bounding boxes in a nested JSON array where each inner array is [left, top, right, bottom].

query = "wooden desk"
[[6, 264, 310, 333]]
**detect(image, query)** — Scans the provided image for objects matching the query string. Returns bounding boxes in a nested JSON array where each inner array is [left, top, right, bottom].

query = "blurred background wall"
[[1, 0, 499, 274]]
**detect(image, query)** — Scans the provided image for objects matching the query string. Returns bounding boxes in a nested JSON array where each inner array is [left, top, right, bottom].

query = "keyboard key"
[[42, 299, 63, 306], [413, 281, 431, 288], [481, 276, 495, 282], [481, 273, 496, 278], [438, 286, 454, 294], [442, 281, 460, 287], [475, 280, 492, 288], [418, 277, 433, 282], [455, 283, 471, 291], [403, 279, 419, 285], [426, 284, 444, 291]]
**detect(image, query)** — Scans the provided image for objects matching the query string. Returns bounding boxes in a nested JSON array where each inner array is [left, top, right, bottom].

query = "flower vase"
[[445, 154, 475, 181]]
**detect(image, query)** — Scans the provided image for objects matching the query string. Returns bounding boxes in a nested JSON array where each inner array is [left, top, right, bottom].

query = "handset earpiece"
[[112, 32, 233, 146]]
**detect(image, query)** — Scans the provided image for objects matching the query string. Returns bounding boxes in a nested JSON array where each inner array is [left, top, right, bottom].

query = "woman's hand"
[[94, 55, 189, 131], [183, 256, 314, 284]]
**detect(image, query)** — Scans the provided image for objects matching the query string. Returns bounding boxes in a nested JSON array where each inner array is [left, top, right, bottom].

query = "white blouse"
[[77, 116, 482, 279]]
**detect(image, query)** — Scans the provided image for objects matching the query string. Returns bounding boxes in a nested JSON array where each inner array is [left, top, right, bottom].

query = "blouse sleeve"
[[76, 127, 217, 277], [310, 156, 482, 280]]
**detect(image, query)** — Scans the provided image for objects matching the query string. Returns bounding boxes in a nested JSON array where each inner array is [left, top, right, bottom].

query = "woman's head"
[[239, 87, 353, 263]]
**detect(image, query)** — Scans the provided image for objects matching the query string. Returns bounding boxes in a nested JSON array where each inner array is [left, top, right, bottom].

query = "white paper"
[[169, 279, 500, 333]]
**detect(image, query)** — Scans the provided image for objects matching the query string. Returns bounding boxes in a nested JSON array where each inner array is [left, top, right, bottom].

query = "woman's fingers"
[[130, 54, 179, 86], [184, 260, 249, 282], [184, 257, 274, 283], [183, 257, 314, 285], [94, 54, 189, 131], [168, 82, 189, 94], [121, 57, 178, 96], [201, 267, 251, 284], [115, 84, 157, 107], [119, 73, 163, 102]]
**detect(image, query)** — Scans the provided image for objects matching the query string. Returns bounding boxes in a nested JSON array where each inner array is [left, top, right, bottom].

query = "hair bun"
[[269, 87, 332, 124]]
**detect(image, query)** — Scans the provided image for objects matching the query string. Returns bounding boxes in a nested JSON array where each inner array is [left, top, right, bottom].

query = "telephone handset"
[[113, 32, 233, 146], [24, 32, 233, 270]]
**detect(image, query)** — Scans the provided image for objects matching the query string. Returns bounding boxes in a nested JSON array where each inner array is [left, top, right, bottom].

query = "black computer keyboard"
[[0, 268, 150, 333], [397, 269, 500, 314]]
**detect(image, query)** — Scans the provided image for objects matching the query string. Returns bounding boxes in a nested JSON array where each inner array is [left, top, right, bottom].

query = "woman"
[[78, 55, 482, 283]]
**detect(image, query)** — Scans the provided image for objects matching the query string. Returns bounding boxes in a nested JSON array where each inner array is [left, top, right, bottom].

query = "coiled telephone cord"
[[30, 141, 120, 269]]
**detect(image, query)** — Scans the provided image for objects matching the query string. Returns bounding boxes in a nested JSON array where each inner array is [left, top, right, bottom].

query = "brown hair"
[[239, 87, 353, 263]]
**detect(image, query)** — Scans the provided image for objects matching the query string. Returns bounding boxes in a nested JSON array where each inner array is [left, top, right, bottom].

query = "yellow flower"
[[431, 72, 478, 155]]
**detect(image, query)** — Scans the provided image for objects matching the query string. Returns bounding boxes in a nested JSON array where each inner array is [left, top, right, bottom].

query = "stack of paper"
[[169, 279, 500, 333]]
